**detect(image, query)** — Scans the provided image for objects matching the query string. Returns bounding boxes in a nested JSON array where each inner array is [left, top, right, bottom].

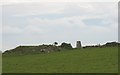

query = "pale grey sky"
[[1, 1, 118, 52]]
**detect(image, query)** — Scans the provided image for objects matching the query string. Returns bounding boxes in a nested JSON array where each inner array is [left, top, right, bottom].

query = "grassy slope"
[[2, 47, 118, 73], [0, 51, 2, 74]]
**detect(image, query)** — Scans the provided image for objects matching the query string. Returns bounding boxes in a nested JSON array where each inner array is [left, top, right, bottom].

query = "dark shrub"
[[60, 42, 72, 49]]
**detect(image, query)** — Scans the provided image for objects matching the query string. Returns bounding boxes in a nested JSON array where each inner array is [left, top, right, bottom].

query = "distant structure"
[[76, 41, 82, 48]]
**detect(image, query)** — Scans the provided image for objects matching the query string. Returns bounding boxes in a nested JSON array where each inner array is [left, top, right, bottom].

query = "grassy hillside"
[[2, 47, 118, 73]]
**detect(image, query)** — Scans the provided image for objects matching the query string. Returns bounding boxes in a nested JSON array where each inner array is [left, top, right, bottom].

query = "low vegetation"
[[3, 47, 118, 73]]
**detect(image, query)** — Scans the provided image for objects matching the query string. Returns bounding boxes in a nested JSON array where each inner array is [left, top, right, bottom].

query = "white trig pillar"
[[76, 41, 82, 48]]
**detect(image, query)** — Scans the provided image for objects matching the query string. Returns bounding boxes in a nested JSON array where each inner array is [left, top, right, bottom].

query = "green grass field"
[[2, 47, 118, 73]]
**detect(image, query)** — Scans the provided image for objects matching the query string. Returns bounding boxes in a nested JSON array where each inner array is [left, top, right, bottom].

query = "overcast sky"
[[1, 1, 118, 52]]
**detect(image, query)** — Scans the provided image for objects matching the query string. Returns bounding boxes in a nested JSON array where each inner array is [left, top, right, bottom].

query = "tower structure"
[[76, 41, 82, 48]]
